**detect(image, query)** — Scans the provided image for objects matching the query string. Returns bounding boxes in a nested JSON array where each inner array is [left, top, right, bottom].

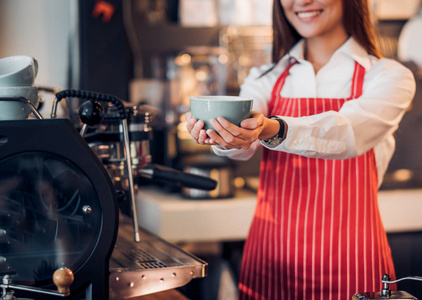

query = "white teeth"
[[297, 11, 321, 18]]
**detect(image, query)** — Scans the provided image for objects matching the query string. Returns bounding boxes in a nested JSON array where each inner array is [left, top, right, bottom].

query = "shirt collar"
[[277, 37, 372, 71], [334, 37, 372, 70]]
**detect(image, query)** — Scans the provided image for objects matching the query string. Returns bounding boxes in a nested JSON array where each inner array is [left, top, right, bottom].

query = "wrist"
[[260, 116, 286, 146], [259, 117, 280, 140]]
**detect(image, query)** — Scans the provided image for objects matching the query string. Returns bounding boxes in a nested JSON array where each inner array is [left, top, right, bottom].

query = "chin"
[[296, 30, 321, 39], [291, 23, 322, 39]]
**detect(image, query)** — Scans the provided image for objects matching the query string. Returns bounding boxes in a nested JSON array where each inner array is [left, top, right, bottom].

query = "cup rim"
[[190, 95, 252, 102]]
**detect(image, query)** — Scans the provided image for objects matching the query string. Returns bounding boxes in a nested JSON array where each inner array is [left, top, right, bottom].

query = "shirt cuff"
[[260, 116, 347, 157], [211, 141, 260, 161]]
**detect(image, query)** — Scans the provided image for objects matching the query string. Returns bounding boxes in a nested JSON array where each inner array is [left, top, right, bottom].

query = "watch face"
[[0, 152, 102, 286]]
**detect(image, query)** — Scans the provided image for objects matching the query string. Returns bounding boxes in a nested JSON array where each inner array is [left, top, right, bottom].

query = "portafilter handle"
[[139, 164, 217, 191]]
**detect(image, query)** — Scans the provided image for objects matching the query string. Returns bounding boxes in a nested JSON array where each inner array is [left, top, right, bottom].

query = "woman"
[[186, 0, 416, 299]]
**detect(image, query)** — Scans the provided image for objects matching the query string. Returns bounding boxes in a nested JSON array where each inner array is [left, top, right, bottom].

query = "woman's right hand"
[[185, 111, 216, 145]]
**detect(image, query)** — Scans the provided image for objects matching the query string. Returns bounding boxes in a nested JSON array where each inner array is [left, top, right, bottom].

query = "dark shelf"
[[134, 24, 222, 54]]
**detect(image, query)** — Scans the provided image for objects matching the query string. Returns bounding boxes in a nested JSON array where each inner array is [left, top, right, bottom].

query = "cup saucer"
[[0, 86, 39, 120]]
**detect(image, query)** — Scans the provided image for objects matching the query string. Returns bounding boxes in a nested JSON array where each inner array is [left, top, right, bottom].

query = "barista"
[[185, 0, 416, 298]]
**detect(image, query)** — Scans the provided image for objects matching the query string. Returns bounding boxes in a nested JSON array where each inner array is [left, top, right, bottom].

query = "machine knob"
[[78, 101, 105, 126], [52, 267, 74, 294]]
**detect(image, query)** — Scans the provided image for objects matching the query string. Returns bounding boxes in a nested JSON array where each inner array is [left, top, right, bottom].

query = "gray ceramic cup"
[[0, 55, 38, 87], [190, 96, 253, 131]]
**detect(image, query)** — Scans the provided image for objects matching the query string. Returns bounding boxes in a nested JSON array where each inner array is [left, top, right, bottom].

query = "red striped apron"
[[238, 61, 396, 300]]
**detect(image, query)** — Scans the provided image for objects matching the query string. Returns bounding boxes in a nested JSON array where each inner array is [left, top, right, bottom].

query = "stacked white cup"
[[0, 55, 39, 120]]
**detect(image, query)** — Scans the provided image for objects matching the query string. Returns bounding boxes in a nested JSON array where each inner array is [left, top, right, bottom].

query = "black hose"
[[55, 89, 127, 119]]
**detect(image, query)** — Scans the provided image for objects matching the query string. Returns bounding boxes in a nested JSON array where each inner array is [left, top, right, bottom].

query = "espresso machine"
[[0, 90, 216, 299], [352, 274, 422, 299]]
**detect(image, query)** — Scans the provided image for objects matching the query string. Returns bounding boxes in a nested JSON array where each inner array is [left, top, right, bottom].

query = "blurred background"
[[1, 0, 422, 298]]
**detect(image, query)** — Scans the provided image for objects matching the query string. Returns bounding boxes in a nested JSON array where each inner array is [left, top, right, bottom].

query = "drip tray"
[[109, 216, 207, 299]]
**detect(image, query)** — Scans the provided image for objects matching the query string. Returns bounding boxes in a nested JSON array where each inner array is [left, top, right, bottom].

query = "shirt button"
[[293, 140, 299, 145]]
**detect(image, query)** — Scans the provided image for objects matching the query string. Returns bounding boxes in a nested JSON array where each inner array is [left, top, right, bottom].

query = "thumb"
[[240, 118, 258, 129]]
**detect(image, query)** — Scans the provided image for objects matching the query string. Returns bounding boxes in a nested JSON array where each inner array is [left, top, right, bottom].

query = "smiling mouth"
[[296, 10, 323, 19]]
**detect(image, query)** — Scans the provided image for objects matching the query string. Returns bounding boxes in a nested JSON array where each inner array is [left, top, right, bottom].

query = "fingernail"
[[217, 117, 227, 125]]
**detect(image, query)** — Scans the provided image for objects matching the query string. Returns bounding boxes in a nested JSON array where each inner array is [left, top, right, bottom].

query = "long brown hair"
[[272, 0, 382, 63]]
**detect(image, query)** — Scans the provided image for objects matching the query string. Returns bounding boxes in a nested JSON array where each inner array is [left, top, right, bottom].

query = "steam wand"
[[381, 274, 422, 297], [120, 117, 141, 242]]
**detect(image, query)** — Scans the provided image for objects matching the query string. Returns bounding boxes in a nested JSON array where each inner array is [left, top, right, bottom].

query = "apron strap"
[[270, 60, 366, 103], [349, 61, 365, 99], [269, 60, 297, 112], [270, 60, 297, 101]]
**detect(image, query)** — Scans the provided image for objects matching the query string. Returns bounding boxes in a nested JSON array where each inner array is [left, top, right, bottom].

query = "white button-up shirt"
[[213, 37, 416, 186]]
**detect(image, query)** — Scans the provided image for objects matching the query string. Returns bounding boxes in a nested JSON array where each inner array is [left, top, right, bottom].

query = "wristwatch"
[[262, 116, 285, 146]]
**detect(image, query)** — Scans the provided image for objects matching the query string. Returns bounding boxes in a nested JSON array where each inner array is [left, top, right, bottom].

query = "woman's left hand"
[[206, 111, 266, 149]]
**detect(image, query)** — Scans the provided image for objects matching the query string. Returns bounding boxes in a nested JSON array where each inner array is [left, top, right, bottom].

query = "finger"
[[240, 112, 264, 129], [214, 117, 255, 143], [185, 112, 195, 124], [249, 111, 262, 118], [202, 130, 217, 145], [215, 117, 243, 137], [186, 114, 197, 131], [207, 120, 243, 148], [240, 118, 258, 129], [205, 138, 216, 145], [206, 129, 232, 148], [207, 129, 251, 149], [211, 118, 260, 149], [197, 129, 208, 144], [191, 119, 204, 139]]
